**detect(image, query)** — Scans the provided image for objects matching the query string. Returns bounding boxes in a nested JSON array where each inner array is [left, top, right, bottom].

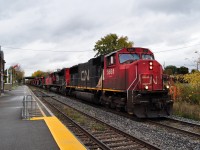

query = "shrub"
[[172, 72, 200, 120], [176, 83, 200, 104]]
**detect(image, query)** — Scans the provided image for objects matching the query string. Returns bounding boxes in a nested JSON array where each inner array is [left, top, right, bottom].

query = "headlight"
[[149, 62, 153, 65], [166, 85, 169, 89], [149, 66, 153, 70], [145, 85, 148, 90]]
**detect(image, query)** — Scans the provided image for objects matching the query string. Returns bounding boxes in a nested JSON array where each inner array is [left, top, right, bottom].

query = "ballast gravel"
[[169, 115, 200, 126], [49, 94, 200, 150]]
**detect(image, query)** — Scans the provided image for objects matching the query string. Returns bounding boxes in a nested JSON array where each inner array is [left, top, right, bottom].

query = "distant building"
[[0, 50, 6, 95]]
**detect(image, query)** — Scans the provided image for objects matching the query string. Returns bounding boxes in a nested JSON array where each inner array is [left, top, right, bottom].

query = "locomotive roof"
[[105, 47, 153, 57]]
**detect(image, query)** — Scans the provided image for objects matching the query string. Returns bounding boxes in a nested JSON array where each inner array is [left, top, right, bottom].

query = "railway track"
[[147, 117, 200, 139], [29, 86, 200, 149], [104, 105, 200, 140], [32, 88, 159, 150]]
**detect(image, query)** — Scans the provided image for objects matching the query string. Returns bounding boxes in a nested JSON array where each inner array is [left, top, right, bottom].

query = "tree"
[[164, 68, 173, 75], [164, 65, 177, 75], [191, 69, 199, 73], [93, 33, 133, 57], [32, 70, 48, 77], [15, 65, 25, 83], [177, 66, 189, 74], [8, 64, 25, 84]]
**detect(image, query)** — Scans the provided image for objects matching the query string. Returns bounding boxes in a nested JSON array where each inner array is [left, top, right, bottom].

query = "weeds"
[[173, 101, 200, 121], [172, 72, 200, 120], [91, 123, 106, 131], [63, 107, 106, 131]]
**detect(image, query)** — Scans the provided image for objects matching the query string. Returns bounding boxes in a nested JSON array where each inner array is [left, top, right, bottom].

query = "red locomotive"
[[30, 47, 173, 118]]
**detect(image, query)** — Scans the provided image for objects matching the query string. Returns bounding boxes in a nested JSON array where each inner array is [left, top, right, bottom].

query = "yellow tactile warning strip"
[[31, 117, 86, 150]]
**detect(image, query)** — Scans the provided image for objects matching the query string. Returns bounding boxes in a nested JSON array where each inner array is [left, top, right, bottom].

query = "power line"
[[2, 42, 200, 53], [154, 43, 200, 53], [2, 46, 92, 52]]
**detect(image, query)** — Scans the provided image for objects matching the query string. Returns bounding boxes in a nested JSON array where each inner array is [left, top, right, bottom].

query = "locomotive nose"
[[137, 60, 163, 91]]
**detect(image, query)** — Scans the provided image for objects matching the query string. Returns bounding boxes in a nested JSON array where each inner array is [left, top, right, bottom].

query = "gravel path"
[[47, 93, 200, 150]]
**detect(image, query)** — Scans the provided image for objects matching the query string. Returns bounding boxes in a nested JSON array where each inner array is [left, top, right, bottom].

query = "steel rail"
[[33, 90, 110, 150], [35, 89, 160, 150], [165, 117, 200, 129], [147, 119, 200, 139]]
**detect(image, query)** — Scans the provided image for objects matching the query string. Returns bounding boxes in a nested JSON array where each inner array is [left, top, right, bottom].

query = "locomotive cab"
[[125, 48, 173, 118], [103, 47, 173, 118]]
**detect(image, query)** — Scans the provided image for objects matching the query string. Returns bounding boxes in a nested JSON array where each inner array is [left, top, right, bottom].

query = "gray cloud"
[[135, 0, 200, 15], [1, 0, 200, 75]]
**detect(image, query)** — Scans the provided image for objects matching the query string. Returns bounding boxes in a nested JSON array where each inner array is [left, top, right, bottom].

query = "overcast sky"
[[1, 0, 200, 76]]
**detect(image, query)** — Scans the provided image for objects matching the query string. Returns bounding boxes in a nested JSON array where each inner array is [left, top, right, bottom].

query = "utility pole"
[[195, 51, 200, 71]]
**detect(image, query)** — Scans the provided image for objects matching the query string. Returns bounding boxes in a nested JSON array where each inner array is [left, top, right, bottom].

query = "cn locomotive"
[[30, 47, 173, 118]]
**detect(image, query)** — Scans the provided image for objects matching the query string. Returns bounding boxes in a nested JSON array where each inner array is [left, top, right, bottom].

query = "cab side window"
[[107, 54, 115, 66]]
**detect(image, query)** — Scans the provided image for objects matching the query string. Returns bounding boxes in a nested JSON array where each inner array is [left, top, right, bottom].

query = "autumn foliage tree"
[[32, 70, 48, 77], [8, 64, 25, 84], [93, 33, 133, 57]]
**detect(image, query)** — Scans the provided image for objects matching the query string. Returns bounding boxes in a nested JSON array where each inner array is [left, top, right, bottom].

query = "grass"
[[63, 107, 106, 131], [173, 101, 200, 121], [91, 123, 106, 131], [64, 108, 92, 126]]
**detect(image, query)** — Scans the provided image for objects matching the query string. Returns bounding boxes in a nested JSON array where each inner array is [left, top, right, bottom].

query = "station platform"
[[0, 85, 86, 150]]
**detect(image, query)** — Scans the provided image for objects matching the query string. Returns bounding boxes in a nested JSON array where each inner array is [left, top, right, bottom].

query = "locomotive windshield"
[[119, 54, 140, 63], [142, 54, 154, 60]]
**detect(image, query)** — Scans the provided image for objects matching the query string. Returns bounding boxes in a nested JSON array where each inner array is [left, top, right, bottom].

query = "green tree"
[[93, 33, 133, 57], [164, 65, 177, 75], [177, 66, 189, 74], [32, 70, 48, 77], [191, 69, 199, 73]]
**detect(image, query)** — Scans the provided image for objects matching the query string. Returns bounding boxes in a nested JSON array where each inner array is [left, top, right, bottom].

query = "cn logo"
[[81, 70, 90, 81]]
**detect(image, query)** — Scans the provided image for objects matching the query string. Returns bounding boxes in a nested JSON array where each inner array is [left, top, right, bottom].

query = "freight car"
[[30, 47, 173, 118]]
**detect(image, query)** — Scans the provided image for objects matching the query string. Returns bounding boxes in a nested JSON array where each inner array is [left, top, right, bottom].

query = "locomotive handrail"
[[127, 65, 138, 100], [127, 66, 138, 91]]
